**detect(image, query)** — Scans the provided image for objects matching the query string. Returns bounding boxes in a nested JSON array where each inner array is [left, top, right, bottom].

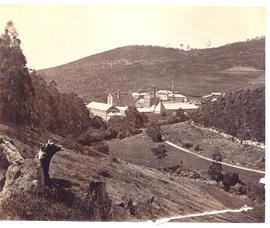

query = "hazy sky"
[[0, 5, 266, 69]]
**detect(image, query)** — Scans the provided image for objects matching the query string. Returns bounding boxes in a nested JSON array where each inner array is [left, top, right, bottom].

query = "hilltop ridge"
[[38, 38, 265, 102]]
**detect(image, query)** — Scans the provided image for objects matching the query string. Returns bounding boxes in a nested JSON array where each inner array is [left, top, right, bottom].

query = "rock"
[[0, 140, 24, 165], [2, 159, 44, 193], [35, 139, 61, 185]]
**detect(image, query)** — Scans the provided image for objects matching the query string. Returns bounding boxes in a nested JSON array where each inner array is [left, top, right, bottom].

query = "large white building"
[[87, 102, 121, 121]]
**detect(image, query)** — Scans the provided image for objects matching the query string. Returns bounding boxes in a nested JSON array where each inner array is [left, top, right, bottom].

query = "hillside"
[[0, 122, 264, 222], [38, 38, 265, 102]]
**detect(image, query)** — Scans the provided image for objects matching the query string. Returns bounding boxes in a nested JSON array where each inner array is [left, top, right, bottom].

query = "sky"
[[0, 4, 266, 69]]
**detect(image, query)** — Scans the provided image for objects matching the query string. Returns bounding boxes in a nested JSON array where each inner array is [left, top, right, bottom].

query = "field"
[[107, 122, 264, 184]]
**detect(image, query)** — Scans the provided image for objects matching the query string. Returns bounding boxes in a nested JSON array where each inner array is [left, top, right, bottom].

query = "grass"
[[107, 124, 264, 184], [38, 39, 265, 103], [0, 122, 265, 222]]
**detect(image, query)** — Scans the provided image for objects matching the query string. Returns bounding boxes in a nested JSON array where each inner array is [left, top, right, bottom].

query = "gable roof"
[[163, 102, 198, 110], [87, 102, 119, 112]]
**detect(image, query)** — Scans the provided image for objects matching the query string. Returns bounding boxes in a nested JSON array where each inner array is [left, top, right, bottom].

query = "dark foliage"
[[125, 107, 147, 129], [175, 108, 189, 122], [222, 172, 240, 191], [208, 152, 223, 186], [246, 182, 265, 202], [0, 21, 91, 137], [151, 145, 167, 160], [30, 72, 91, 137], [90, 116, 107, 129], [76, 128, 107, 146], [146, 125, 162, 142], [0, 21, 34, 125], [193, 88, 265, 142], [94, 142, 110, 154]]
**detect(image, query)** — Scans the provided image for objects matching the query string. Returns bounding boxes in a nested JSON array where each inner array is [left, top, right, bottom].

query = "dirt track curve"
[[165, 141, 265, 175]]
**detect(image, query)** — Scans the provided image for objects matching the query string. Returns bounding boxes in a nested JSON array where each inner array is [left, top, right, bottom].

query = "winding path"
[[165, 140, 265, 175]]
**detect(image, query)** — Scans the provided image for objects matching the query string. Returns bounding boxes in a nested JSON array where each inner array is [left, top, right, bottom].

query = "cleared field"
[[161, 122, 265, 171], [107, 130, 263, 184]]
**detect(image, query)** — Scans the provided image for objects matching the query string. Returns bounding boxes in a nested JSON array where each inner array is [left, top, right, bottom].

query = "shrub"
[[76, 129, 106, 146], [94, 142, 109, 154], [183, 142, 193, 148], [146, 125, 162, 142], [175, 108, 189, 122], [246, 182, 265, 202], [90, 116, 107, 129], [117, 131, 126, 139], [208, 152, 223, 186], [151, 145, 168, 168]]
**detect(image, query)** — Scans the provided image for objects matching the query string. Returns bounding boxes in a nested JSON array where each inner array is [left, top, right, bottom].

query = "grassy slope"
[[161, 122, 265, 173], [107, 129, 264, 184], [0, 123, 264, 222], [38, 39, 265, 103]]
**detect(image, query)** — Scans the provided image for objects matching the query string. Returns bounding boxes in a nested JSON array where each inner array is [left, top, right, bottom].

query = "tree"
[[146, 125, 162, 142], [151, 145, 168, 168], [175, 108, 188, 122], [0, 21, 26, 72], [0, 21, 34, 124], [208, 151, 223, 186], [125, 106, 145, 129]]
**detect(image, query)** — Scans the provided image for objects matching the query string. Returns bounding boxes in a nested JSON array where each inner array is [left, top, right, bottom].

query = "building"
[[107, 92, 135, 107], [134, 92, 158, 108], [152, 101, 198, 114], [87, 102, 121, 121], [202, 92, 224, 103], [168, 93, 187, 102], [155, 90, 173, 101]]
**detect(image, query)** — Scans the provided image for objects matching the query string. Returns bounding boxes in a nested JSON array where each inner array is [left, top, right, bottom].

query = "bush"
[[90, 116, 107, 129], [151, 145, 167, 159], [208, 152, 223, 186], [183, 142, 193, 148], [246, 182, 265, 202], [175, 108, 189, 122], [146, 125, 162, 142], [222, 172, 240, 191], [94, 142, 109, 154], [76, 129, 106, 146], [117, 131, 126, 139]]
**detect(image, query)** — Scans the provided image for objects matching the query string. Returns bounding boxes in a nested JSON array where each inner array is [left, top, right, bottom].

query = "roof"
[[137, 106, 155, 113], [211, 92, 222, 96], [156, 90, 173, 95], [87, 102, 117, 111], [163, 102, 198, 110], [108, 92, 135, 107], [168, 93, 186, 98], [153, 101, 167, 113], [202, 94, 212, 98], [116, 106, 128, 111], [131, 92, 140, 97]]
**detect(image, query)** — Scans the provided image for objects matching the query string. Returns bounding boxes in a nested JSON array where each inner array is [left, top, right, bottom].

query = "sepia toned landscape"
[[0, 5, 265, 222]]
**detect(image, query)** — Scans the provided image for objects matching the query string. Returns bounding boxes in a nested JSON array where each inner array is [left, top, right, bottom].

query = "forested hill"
[[39, 37, 265, 102], [193, 87, 265, 143]]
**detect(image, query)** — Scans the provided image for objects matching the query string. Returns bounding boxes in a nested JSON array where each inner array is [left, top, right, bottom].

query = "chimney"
[[153, 87, 156, 100], [118, 91, 120, 99]]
